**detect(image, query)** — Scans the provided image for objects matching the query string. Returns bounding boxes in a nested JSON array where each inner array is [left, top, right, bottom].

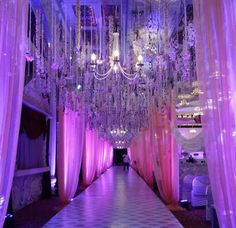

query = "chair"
[[182, 174, 195, 201], [191, 175, 209, 207]]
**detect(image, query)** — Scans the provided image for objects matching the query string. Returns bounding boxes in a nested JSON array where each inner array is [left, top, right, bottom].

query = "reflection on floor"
[[44, 167, 182, 228]]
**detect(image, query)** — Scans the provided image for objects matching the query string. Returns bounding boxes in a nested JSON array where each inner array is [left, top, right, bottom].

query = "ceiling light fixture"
[[90, 32, 144, 80]]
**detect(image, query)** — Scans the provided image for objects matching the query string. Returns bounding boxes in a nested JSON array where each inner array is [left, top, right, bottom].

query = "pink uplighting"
[[83, 128, 113, 186]]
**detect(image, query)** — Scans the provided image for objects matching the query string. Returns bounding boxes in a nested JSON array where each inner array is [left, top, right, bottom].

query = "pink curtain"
[[82, 128, 113, 186], [0, 0, 28, 226], [193, 1, 236, 227], [130, 91, 179, 206], [58, 108, 86, 204], [82, 129, 97, 185], [151, 105, 179, 205], [130, 133, 154, 186]]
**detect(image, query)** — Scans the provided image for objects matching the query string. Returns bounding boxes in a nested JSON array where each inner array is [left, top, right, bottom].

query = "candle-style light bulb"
[[91, 53, 97, 62], [113, 50, 119, 58], [137, 54, 143, 63], [113, 64, 118, 73]]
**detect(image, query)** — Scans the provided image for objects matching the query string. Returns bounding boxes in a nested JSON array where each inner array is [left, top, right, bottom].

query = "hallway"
[[44, 167, 182, 227]]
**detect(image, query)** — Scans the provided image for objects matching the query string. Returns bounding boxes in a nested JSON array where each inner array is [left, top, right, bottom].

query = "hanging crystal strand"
[[41, 13, 46, 94], [64, 4, 67, 60], [164, 1, 168, 55], [182, 0, 190, 82], [28, 2, 31, 51], [27, 3, 32, 79], [108, 15, 114, 130], [79, 5, 85, 71], [157, 0, 161, 55], [96, 26, 99, 64], [69, 26, 72, 77], [25, 2, 34, 64], [35, 9, 41, 90], [163, 1, 169, 103], [90, 11, 93, 54], [155, 0, 161, 104], [99, 13, 103, 61], [75, 0, 80, 100], [175, 0, 181, 97], [77, 0, 81, 50], [122, 0, 126, 64], [144, 0, 148, 52], [108, 16, 113, 67]]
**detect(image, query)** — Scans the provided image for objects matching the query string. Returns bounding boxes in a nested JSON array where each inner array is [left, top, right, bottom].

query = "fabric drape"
[[193, 1, 236, 227], [58, 108, 86, 204], [82, 128, 113, 186], [173, 128, 204, 152], [130, 91, 179, 206], [151, 105, 179, 205], [82, 129, 97, 185], [0, 1, 28, 226], [130, 133, 154, 186]]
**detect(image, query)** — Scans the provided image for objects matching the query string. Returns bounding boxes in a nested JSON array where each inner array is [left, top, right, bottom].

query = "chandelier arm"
[[93, 73, 109, 80], [118, 63, 139, 80], [93, 67, 114, 80]]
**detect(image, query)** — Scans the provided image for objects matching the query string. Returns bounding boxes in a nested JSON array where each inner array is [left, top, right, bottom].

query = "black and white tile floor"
[[44, 167, 182, 228]]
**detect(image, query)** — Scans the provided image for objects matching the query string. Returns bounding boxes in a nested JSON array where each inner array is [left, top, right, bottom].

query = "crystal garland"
[[34, 10, 50, 98], [27, 1, 196, 148], [81, 2, 182, 147], [83, 72, 151, 147], [80, 11, 154, 147]]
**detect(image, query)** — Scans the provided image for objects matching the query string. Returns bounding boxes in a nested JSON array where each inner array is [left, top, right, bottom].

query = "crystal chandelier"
[[90, 32, 144, 80]]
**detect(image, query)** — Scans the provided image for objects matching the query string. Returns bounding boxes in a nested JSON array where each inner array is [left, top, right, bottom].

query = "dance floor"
[[44, 167, 182, 227]]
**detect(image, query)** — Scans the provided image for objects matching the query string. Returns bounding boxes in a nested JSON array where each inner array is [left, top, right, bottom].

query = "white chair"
[[191, 175, 209, 207], [182, 174, 195, 201]]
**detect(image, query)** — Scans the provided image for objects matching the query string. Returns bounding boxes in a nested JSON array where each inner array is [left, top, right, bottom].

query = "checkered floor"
[[44, 167, 182, 228]]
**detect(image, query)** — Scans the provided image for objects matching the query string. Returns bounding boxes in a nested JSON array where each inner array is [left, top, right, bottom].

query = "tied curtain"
[[58, 108, 86, 204], [83, 128, 113, 186], [0, 0, 28, 226], [193, 1, 236, 227], [130, 92, 179, 205]]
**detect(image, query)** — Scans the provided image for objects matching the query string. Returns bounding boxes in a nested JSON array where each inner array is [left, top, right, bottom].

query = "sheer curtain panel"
[[0, 0, 28, 226], [193, 1, 236, 227], [58, 108, 86, 204]]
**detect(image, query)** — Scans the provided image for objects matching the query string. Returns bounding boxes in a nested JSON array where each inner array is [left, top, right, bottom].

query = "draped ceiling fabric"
[[58, 108, 86, 204], [173, 128, 204, 152], [0, 0, 28, 226], [130, 91, 179, 206], [82, 128, 113, 186], [193, 1, 236, 227]]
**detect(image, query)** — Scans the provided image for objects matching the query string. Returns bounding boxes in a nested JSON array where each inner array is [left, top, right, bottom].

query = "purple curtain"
[[58, 108, 86, 204], [193, 1, 236, 227], [0, 0, 28, 226]]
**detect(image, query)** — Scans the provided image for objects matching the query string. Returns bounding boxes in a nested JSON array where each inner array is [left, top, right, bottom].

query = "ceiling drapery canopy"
[[27, 0, 198, 148]]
